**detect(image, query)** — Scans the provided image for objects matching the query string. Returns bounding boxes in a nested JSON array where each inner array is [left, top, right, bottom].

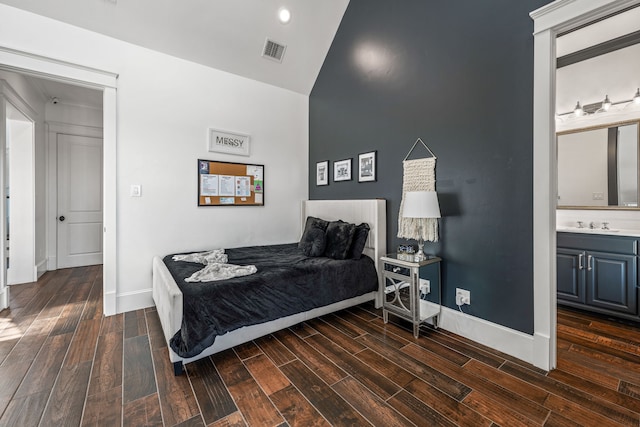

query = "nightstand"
[[380, 254, 442, 338]]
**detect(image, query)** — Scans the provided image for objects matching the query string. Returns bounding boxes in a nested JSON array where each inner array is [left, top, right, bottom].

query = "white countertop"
[[557, 226, 640, 238]]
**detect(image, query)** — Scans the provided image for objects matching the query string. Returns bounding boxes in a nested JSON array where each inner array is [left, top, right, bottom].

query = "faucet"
[[602, 221, 610, 230], [589, 221, 596, 229], [577, 221, 584, 228]]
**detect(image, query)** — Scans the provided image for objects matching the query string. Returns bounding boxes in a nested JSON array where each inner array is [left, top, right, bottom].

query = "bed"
[[152, 199, 386, 374]]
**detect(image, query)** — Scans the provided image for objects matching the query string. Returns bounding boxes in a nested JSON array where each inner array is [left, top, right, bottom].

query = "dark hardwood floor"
[[1, 267, 640, 426]]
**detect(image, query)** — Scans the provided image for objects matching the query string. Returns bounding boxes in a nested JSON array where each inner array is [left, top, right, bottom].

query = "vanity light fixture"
[[602, 95, 611, 111], [574, 101, 584, 116], [278, 7, 291, 24], [634, 88, 640, 105]]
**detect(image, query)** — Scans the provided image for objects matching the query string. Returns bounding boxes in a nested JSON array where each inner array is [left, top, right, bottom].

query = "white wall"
[[555, 42, 640, 230], [557, 128, 608, 206], [0, 4, 309, 312], [46, 103, 102, 128], [7, 118, 34, 284], [0, 71, 47, 277]]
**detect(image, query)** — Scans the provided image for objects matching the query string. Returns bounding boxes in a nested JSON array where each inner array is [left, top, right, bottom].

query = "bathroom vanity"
[[557, 228, 640, 321]]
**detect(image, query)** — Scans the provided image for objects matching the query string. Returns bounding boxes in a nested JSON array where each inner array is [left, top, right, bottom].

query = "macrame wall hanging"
[[397, 138, 439, 242]]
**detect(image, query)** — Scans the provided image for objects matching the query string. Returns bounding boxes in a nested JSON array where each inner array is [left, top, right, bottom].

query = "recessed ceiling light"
[[278, 8, 291, 24]]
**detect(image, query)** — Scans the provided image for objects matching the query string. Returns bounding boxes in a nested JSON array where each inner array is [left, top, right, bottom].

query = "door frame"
[[0, 46, 118, 316], [530, 0, 640, 370], [0, 80, 38, 307], [47, 122, 103, 270]]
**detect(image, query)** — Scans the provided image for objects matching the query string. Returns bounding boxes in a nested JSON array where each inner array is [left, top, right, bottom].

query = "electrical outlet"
[[419, 279, 430, 296], [456, 288, 471, 306]]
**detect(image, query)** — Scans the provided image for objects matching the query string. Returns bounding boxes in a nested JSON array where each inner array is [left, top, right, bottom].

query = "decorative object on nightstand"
[[401, 191, 441, 261], [381, 254, 442, 338]]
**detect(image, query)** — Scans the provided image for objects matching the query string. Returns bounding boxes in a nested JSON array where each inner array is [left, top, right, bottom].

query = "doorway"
[[531, 0, 640, 371], [0, 46, 118, 316], [51, 125, 104, 269]]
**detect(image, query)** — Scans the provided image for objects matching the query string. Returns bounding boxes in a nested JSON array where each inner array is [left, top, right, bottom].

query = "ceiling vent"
[[262, 39, 286, 63]]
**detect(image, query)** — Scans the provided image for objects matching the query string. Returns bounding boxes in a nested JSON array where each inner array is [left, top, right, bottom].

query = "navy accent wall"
[[309, 0, 552, 334]]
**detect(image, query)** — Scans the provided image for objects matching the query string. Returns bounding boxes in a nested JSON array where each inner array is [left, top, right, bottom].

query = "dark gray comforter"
[[165, 243, 378, 358]]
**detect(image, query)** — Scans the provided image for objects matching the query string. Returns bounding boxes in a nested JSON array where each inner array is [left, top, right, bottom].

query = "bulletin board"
[[197, 159, 264, 206]]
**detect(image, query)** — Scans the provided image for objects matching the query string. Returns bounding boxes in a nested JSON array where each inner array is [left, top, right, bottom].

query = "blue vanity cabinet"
[[557, 232, 638, 320], [586, 251, 637, 315], [557, 248, 586, 304]]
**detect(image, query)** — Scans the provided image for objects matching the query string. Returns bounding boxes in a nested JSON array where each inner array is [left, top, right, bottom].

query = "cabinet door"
[[557, 248, 585, 304], [586, 251, 637, 315]]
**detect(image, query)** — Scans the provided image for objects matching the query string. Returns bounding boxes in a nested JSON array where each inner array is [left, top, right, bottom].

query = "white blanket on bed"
[[172, 249, 257, 282], [172, 249, 228, 264]]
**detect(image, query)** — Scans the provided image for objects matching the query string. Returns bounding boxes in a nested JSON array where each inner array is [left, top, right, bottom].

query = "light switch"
[[130, 185, 141, 197]]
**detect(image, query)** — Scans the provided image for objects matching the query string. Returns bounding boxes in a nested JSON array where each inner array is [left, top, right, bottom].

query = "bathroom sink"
[[557, 226, 619, 233]]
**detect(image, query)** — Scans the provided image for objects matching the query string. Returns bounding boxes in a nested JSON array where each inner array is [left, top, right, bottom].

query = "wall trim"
[[47, 121, 103, 137], [35, 259, 46, 279], [530, 0, 640, 371], [117, 288, 153, 314], [0, 46, 118, 90], [0, 44, 118, 317], [438, 307, 536, 365], [0, 287, 7, 311], [0, 79, 38, 118]]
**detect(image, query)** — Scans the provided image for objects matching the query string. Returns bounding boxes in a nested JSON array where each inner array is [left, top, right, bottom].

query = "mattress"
[[164, 243, 378, 358]]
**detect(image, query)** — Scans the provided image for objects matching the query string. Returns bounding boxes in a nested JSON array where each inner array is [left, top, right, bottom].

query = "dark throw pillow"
[[348, 223, 370, 259], [324, 220, 356, 260], [298, 226, 327, 257], [298, 216, 329, 257]]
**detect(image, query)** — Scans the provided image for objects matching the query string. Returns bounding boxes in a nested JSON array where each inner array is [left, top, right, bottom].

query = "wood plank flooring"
[[1, 267, 640, 425]]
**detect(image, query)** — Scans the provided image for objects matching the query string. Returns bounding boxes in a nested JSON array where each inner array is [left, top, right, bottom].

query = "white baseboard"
[[47, 256, 57, 271], [113, 287, 549, 369], [0, 287, 8, 310], [438, 306, 539, 368], [104, 290, 117, 317], [116, 288, 154, 314], [36, 259, 47, 279]]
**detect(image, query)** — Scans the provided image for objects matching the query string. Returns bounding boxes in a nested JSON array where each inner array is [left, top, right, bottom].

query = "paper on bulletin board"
[[254, 193, 263, 204], [246, 165, 263, 180], [200, 174, 219, 196], [219, 175, 235, 196], [235, 176, 251, 197]]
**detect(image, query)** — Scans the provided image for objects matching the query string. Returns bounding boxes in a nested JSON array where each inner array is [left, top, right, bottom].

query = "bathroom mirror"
[[557, 121, 640, 209]]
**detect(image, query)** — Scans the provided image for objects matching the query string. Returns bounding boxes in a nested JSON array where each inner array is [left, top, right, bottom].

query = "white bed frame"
[[152, 199, 386, 373]]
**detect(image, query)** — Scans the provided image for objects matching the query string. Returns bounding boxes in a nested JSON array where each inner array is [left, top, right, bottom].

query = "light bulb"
[[602, 95, 611, 110], [278, 8, 291, 24], [574, 101, 583, 116]]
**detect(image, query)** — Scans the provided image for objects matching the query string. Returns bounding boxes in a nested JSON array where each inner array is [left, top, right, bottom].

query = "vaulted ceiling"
[[0, 0, 350, 95]]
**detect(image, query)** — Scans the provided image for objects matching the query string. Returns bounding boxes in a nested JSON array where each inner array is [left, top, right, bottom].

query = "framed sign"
[[333, 158, 352, 182], [316, 160, 329, 186], [358, 151, 376, 182], [208, 128, 250, 156], [198, 159, 264, 206]]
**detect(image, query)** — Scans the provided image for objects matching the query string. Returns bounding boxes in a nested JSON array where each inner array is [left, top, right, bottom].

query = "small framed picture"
[[358, 151, 377, 182], [316, 160, 329, 186], [333, 158, 352, 182]]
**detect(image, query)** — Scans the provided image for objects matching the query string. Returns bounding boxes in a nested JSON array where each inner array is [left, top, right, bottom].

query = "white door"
[[57, 134, 103, 268]]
